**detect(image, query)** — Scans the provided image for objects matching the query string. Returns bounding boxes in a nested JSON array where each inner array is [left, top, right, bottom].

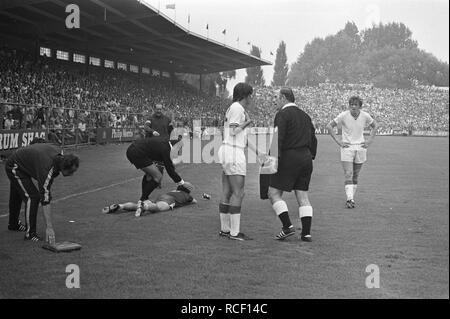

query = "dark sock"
[[278, 212, 292, 229], [141, 177, 159, 201], [301, 217, 312, 236]]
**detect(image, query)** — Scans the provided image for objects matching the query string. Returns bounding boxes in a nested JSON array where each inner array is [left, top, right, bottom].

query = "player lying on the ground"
[[102, 182, 196, 215]]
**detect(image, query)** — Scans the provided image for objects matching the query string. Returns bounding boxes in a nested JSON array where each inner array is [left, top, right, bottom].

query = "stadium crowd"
[[0, 47, 228, 133], [1, 47, 448, 136], [252, 84, 449, 132]]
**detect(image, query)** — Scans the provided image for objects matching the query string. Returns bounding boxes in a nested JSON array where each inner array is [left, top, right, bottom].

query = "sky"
[[142, 0, 449, 89]]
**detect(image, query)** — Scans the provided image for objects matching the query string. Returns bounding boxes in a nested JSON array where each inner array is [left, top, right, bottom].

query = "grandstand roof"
[[0, 0, 271, 74]]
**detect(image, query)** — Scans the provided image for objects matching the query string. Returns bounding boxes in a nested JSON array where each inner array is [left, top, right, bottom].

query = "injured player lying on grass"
[[102, 182, 197, 215]]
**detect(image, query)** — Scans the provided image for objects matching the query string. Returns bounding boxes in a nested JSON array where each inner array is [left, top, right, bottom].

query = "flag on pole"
[[206, 24, 209, 30], [166, 3, 175, 9], [222, 29, 226, 35], [188, 14, 190, 23]]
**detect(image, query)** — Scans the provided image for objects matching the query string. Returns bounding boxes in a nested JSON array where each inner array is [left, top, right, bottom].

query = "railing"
[[0, 102, 220, 155]]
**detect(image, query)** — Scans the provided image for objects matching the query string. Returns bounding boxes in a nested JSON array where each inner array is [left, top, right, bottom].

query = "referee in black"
[[126, 136, 192, 217], [268, 87, 317, 242], [5, 143, 79, 243]]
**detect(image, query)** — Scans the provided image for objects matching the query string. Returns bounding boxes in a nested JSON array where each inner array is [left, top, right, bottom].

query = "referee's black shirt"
[[131, 136, 182, 183], [273, 104, 317, 159]]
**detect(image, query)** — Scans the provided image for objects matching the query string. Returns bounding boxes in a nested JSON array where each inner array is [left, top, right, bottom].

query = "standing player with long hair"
[[217, 83, 260, 241]]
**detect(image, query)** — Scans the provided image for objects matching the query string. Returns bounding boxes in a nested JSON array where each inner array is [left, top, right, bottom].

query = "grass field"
[[0, 135, 448, 299]]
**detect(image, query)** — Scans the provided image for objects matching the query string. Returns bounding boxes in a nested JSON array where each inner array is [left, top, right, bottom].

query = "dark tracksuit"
[[5, 144, 61, 237]]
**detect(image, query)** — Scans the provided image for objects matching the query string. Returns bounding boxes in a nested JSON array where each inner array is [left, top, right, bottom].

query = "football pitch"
[[0, 136, 448, 299]]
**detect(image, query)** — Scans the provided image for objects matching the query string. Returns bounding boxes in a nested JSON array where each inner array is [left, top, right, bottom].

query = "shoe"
[[135, 200, 143, 217], [8, 221, 27, 232], [346, 200, 355, 208], [275, 226, 295, 240], [229, 232, 253, 241], [102, 204, 120, 214], [301, 235, 312, 242], [24, 234, 42, 242], [219, 230, 230, 238]]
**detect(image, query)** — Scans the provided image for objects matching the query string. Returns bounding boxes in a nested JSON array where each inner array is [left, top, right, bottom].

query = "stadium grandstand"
[[0, 0, 271, 152]]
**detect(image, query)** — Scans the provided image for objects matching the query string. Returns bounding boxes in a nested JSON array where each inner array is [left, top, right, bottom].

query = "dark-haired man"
[[267, 87, 317, 242], [5, 143, 79, 243], [327, 96, 377, 208], [217, 82, 263, 241], [126, 136, 193, 217]]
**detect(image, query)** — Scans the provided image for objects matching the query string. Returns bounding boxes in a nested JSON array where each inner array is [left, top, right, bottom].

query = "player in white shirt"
[[217, 83, 262, 241], [327, 96, 377, 208]]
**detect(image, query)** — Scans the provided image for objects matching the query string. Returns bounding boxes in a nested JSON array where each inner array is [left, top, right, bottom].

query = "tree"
[[272, 41, 289, 87], [361, 22, 418, 51], [287, 21, 449, 88], [245, 45, 265, 86]]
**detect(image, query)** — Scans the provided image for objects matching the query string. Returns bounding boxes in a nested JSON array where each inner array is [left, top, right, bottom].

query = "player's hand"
[[46, 227, 55, 245], [257, 153, 269, 165], [181, 181, 195, 193], [340, 142, 350, 148], [153, 131, 160, 137], [362, 140, 371, 148]]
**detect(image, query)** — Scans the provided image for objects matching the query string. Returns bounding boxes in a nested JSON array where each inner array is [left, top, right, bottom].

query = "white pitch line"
[[0, 214, 8, 218], [53, 176, 141, 203]]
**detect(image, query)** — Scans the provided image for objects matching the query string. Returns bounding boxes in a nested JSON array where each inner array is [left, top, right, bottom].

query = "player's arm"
[[38, 168, 56, 244], [327, 120, 347, 148], [229, 108, 252, 136], [247, 135, 265, 159], [275, 112, 288, 157], [310, 119, 318, 160], [144, 121, 159, 136], [42, 205, 55, 244], [363, 119, 377, 148]]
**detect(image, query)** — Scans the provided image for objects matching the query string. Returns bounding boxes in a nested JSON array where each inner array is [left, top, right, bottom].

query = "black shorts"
[[126, 144, 154, 169], [269, 148, 313, 192]]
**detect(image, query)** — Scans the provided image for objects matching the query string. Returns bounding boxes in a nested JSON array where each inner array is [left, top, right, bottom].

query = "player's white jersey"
[[223, 102, 247, 148], [333, 110, 374, 145]]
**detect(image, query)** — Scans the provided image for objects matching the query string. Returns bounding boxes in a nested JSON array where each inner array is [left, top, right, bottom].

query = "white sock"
[[230, 214, 241, 236], [345, 184, 354, 200], [272, 200, 288, 216], [220, 213, 231, 232], [353, 184, 358, 197], [299, 206, 313, 218]]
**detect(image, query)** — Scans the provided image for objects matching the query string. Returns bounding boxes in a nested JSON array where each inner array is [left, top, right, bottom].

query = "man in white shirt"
[[217, 83, 261, 241], [327, 96, 377, 208]]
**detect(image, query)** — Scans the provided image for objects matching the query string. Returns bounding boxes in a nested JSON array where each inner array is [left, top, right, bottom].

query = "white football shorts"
[[218, 144, 246, 176], [340, 144, 367, 164]]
